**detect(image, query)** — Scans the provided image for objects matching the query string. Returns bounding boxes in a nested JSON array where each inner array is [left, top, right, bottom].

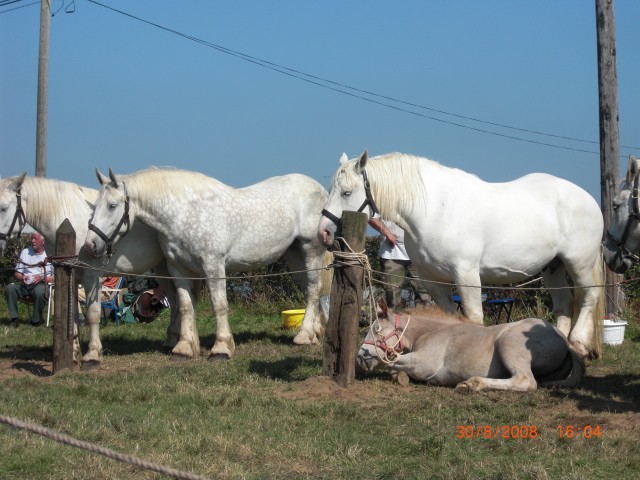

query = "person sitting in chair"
[[5, 232, 54, 327]]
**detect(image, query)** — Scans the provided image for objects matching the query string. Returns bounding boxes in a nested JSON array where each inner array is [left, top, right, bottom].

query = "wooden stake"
[[323, 211, 368, 387]]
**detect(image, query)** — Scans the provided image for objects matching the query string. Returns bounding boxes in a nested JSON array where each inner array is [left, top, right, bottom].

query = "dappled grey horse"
[[85, 167, 331, 361]]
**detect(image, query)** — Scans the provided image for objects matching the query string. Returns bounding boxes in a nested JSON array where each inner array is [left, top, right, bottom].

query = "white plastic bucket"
[[602, 319, 627, 345]]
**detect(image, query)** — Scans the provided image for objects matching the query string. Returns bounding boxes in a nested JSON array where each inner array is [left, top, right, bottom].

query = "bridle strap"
[[87, 183, 130, 257], [0, 190, 26, 242], [321, 168, 379, 226], [607, 173, 640, 261]]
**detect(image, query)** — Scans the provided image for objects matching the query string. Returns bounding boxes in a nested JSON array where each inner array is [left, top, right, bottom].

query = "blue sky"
[[1, 1, 639, 203]]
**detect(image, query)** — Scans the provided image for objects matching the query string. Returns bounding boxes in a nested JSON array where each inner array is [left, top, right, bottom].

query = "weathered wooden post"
[[53, 219, 79, 373], [323, 210, 368, 387], [596, 0, 624, 316]]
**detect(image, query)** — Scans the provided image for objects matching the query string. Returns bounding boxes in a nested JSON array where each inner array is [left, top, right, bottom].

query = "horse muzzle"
[[355, 347, 379, 373], [603, 235, 635, 274]]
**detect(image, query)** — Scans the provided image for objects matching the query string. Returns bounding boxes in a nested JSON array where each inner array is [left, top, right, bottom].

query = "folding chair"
[[18, 283, 54, 325], [100, 277, 127, 324]]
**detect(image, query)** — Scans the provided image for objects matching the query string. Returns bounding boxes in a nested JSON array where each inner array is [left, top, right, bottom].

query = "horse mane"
[[120, 167, 231, 209], [364, 153, 431, 226], [14, 175, 98, 227], [403, 304, 476, 324]]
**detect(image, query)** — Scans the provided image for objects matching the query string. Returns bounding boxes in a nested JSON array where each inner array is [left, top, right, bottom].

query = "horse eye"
[[109, 203, 117, 210], [342, 191, 351, 198]]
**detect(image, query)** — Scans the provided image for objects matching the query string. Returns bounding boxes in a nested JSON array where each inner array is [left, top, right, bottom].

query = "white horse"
[[319, 151, 605, 358], [0, 174, 184, 369], [84, 167, 331, 361], [357, 302, 584, 392], [603, 155, 640, 274]]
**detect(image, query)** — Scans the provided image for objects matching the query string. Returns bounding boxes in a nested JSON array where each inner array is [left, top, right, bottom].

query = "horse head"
[[604, 155, 640, 273], [356, 298, 411, 374], [85, 168, 131, 258], [0, 172, 28, 254], [318, 150, 379, 247]]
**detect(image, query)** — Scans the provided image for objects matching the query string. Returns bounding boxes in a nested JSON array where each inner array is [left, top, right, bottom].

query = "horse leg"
[[454, 270, 484, 324], [455, 335, 537, 393], [154, 261, 180, 351], [80, 270, 104, 369], [564, 257, 604, 359], [455, 373, 537, 393], [283, 243, 325, 345], [542, 260, 574, 337], [207, 266, 236, 361], [170, 274, 201, 360], [424, 284, 457, 314]]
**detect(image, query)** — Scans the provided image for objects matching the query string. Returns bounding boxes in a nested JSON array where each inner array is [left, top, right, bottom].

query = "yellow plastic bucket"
[[282, 309, 305, 329]]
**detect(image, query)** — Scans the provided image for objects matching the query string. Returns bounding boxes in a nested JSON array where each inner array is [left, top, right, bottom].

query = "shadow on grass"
[[248, 356, 322, 381], [551, 373, 640, 413]]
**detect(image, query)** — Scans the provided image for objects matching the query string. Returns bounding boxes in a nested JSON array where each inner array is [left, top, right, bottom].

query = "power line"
[[11, 0, 640, 157], [0, 0, 39, 13]]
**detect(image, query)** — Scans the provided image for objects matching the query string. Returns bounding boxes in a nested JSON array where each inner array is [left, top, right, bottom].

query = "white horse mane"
[[361, 153, 430, 224], [118, 167, 231, 210], [3, 175, 98, 227]]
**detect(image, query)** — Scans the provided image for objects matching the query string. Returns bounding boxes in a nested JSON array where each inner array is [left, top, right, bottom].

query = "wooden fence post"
[[323, 211, 368, 387], [53, 219, 79, 373]]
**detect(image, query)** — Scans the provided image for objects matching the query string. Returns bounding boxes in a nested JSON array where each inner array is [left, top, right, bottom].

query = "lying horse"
[[357, 303, 584, 392]]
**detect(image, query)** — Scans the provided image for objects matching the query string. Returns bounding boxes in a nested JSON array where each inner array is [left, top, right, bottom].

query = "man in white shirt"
[[5, 232, 54, 327], [369, 217, 431, 309]]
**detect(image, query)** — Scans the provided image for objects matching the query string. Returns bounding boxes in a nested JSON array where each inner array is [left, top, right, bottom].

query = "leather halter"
[[87, 182, 130, 258], [321, 168, 379, 226], [0, 189, 27, 242], [363, 314, 408, 360], [606, 173, 640, 263]]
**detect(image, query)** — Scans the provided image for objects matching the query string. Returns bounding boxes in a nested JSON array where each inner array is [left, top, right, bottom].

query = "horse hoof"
[[392, 371, 411, 387], [81, 360, 101, 371], [454, 383, 471, 395], [170, 354, 191, 362], [208, 353, 230, 363]]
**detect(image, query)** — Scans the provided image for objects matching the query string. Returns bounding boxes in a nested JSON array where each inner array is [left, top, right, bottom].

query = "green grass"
[[0, 299, 639, 480]]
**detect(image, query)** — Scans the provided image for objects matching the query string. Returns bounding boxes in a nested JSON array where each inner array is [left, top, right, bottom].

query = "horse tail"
[[591, 251, 605, 359], [539, 345, 585, 388], [320, 250, 334, 296]]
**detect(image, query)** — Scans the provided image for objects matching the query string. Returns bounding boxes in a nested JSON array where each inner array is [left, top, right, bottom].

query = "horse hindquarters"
[[538, 348, 585, 388]]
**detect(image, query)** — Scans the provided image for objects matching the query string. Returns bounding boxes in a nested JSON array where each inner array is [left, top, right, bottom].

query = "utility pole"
[[35, 0, 50, 177], [595, 0, 623, 315]]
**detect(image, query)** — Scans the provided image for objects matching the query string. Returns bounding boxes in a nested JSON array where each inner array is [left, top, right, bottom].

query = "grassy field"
[[0, 297, 639, 480]]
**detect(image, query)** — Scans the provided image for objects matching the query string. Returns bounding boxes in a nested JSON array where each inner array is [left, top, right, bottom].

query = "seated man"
[[5, 232, 54, 327]]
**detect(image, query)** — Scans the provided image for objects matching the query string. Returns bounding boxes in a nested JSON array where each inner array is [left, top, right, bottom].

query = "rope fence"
[[0, 415, 210, 480], [1, 253, 639, 293]]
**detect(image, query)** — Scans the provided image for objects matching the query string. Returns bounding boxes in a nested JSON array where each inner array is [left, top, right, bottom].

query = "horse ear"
[[629, 155, 640, 182], [339, 152, 349, 165], [108, 168, 118, 185], [95, 169, 110, 186], [355, 150, 369, 174], [376, 296, 389, 318], [13, 172, 27, 191]]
